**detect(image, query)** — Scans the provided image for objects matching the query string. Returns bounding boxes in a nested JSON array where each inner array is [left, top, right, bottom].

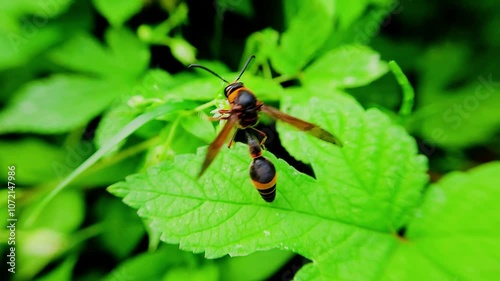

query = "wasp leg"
[[227, 129, 239, 148], [249, 127, 268, 149]]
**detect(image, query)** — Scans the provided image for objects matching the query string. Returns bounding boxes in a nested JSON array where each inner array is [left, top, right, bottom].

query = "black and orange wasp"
[[189, 55, 342, 202]]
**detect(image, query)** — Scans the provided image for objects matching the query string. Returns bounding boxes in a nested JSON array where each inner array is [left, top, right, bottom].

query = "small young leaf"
[[242, 28, 279, 65], [169, 37, 197, 65], [92, 0, 143, 27], [0, 75, 129, 134], [271, 0, 334, 75], [303, 45, 389, 90]]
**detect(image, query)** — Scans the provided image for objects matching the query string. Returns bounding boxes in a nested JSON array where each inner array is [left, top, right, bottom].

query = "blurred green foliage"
[[0, 0, 498, 280]]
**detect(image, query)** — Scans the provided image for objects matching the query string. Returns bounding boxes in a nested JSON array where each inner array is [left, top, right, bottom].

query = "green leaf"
[[335, 0, 369, 29], [381, 162, 500, 280], [108, 139, 425, 279], [278, 90, 427, 230], [92, 0, 143, 27], [0, 75, 129, 134], [109, 86, 432, 279], [0, 138, 66, 185], [242, 28, 279, 64], [271, 0, 334, 75], [303, 45, 389, 90], [49, 28, 150, 79], [21, 190, 85, 233]]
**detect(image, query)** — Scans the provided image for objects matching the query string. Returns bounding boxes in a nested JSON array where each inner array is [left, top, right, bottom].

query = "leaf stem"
[[192, 100, 216, 113], [273, 74, 296, 84], [389, 60, 415, 118], [262, 60, 273, 80]]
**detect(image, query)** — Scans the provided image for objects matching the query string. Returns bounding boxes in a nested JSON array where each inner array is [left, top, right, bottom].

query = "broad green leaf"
[[108, 138, 425, 280], [271, 0, 334, 75], [21, 190, 85, 233], [49, 28, 149, 79], [303, 45, 389, 90], [0, 138, 66, 185], [380, 162, 500, 280], [108, 84, 430, 279], [92, 0, 143, 27], [0, 75, 129, 134], [277, 90, 427, 230], [335, 0, 369, 29]]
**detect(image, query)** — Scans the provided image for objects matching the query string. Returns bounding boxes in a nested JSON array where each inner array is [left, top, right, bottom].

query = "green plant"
[[0, 0, 498, 280]]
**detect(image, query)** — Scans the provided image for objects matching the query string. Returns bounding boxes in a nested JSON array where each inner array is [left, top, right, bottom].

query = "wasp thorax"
[[224, 82, 244, 97]]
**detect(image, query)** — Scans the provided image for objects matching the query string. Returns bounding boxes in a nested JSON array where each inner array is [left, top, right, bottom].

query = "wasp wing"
[[261, 104, 342, 146], [198, 114, 238, 177]]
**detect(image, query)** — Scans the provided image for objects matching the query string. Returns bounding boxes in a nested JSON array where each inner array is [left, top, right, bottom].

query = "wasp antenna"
[[188, 64, 229, 83], [234, 54, 256, 82]]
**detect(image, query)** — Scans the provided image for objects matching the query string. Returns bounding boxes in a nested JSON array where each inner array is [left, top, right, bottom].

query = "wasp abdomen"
[[249, 157, 277, 202]]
